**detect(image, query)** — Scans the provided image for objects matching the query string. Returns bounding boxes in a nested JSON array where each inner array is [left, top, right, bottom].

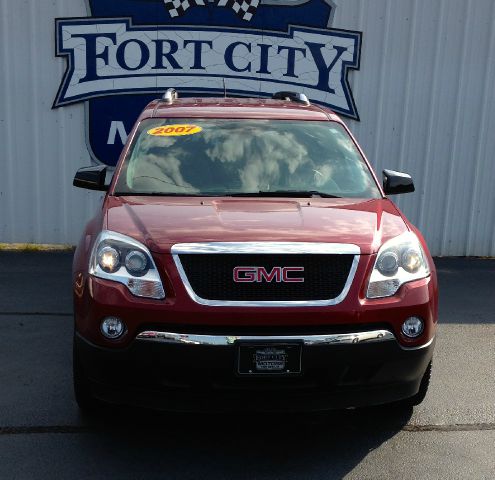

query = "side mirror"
[[73, 165, 108, 191], [382, 169, 415, 195]]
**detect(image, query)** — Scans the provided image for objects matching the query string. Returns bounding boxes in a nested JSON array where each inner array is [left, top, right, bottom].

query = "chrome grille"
[[171, 242, 360, 307]]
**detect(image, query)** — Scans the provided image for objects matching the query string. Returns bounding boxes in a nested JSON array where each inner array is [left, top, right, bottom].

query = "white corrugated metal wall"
[[336, 0, 495, 256], [0, 0, 494, 255]]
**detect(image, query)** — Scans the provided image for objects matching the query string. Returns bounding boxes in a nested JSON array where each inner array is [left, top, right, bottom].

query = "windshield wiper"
[[114, 190, 342, 198], [226, 190, 342, 198], [114, 192, 219, 197]]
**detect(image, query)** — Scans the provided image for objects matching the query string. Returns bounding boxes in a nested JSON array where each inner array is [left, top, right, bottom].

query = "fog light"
[[401, 316, 424, 338], [101, 317, 125, 339]]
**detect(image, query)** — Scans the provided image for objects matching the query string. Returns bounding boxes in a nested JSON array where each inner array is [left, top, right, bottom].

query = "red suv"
[[72, 90, 437, 412]]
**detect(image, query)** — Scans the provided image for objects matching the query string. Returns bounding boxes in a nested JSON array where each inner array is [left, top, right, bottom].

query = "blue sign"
[[54, 0, 362, 166]]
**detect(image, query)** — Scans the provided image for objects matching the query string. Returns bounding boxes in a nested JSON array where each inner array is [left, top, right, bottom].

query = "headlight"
[[97, 246, 120, 273], [367, 232, 430, 298], [89, 230, 165, 299], [125, 250, 148, 275]]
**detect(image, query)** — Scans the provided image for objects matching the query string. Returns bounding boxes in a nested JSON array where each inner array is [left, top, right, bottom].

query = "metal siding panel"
[[425, 0, 466, 254], [466, 0, 495, 255], [447, 0, 495, 255], [29, 0, 42, 240], [0, 0, 494, 255], [439, 0, 474, 255], [0, 0, 15, 242]]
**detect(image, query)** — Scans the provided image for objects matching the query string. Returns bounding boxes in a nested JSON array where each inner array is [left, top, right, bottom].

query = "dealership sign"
[[54, 0, 362, 166]]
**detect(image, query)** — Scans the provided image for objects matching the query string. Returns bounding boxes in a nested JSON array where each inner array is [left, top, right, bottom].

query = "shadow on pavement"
[[73, 406, 412, 479]]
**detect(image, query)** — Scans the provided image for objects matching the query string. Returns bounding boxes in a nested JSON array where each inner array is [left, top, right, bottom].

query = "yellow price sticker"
[[147, 124, 203, 137]]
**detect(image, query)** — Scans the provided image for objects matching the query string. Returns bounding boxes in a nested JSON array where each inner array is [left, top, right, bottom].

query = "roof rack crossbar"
[[272, 91, 310, 106], [162, 88, 178, 104]]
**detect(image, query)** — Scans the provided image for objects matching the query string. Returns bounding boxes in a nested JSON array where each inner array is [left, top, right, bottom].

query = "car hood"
[[105, 196, 408, 255]]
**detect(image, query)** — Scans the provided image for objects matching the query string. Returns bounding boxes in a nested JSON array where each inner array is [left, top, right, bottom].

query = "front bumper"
[[75, 328, 434, 412]]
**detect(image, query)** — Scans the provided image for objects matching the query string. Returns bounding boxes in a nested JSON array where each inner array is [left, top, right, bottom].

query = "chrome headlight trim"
[[367, 232, 430, 299], [89, 230, 165, 300]]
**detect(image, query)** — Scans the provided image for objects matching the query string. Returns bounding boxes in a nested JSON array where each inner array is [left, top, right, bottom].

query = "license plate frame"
[[237, 343, 302, 376]]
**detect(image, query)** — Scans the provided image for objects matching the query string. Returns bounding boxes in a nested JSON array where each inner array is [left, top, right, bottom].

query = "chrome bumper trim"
[[136, 329, 396, 346]]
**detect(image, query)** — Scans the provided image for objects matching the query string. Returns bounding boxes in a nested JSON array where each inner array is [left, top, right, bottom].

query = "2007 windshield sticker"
[[147, 125, 203, 137]]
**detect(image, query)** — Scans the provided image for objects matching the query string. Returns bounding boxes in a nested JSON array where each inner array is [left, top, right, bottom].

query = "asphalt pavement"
[[0, 252, 494, 479]]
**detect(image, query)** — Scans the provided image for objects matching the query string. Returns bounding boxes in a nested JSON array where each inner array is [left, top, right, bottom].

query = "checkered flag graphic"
[[163, 0, 206, 18], [217, 0, 260, 21]]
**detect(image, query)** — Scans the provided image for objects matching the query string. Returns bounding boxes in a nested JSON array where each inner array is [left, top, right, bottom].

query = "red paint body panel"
[[104, 197, 407, 255]]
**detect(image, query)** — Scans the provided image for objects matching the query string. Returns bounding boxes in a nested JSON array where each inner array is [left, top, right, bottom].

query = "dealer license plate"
[[238, 344, 302, 375]]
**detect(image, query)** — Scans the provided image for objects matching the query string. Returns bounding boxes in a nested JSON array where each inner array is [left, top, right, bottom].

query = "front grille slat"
[[177, 254, 354, 302]]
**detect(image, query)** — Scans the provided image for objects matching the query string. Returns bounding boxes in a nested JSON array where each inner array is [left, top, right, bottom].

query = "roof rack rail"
[[162, 88, 178, 104], [272, 91, 310, 106]]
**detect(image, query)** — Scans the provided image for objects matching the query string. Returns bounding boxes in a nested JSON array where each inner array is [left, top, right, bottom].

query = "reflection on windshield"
[[115, 119, 380, 198]]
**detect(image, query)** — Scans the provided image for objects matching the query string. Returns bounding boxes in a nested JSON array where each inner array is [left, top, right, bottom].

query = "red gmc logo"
[[233, 266, 305, 283]]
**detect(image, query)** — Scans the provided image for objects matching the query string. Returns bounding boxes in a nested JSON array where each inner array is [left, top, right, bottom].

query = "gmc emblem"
[[233, 266, 305, 283]]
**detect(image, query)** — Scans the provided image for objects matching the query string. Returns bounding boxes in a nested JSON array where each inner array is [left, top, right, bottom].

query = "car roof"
[[138, 97, 343, 122]]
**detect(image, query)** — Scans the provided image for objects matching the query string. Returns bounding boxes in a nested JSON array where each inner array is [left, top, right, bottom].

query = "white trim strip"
[[171, 242, 360, 255]]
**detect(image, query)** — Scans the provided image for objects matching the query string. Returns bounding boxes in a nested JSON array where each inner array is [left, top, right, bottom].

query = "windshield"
[[114, 119, 380, 198]]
